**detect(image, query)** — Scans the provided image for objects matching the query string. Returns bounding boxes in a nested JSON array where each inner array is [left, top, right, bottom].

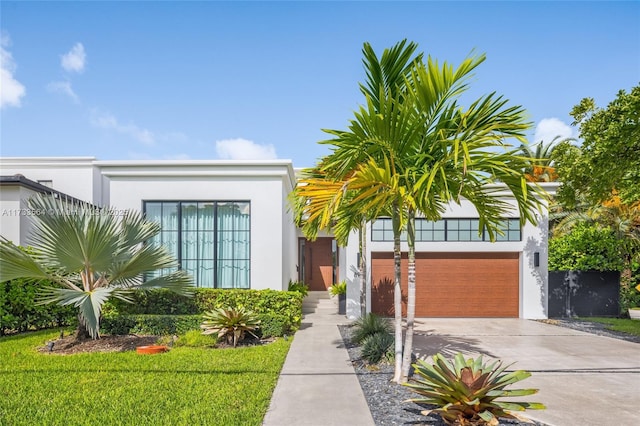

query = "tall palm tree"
[[0, 194, 194, 339], [294, 41, 546, 383]]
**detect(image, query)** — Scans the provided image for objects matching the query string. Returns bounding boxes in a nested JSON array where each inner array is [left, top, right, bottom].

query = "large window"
[[144, 201, 250, 288], [371, 218, 521, 242]]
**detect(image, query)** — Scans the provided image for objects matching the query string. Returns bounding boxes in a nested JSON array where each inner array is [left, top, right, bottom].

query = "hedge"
[[101, 313, 294, 338], [0, 278, 76, 335], [549, 223, 624, 272], [104, 288, 303, 329]]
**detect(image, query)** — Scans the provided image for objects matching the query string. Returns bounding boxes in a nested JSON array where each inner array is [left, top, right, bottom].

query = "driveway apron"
[[411, 318, 639, 426]]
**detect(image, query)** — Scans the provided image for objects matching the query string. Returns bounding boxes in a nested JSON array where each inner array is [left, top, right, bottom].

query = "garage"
[[371, 252, 520, 317]]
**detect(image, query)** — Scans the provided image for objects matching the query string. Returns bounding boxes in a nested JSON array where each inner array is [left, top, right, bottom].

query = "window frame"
[[143, 200, 251, 289], [371, 217, 522, 242]]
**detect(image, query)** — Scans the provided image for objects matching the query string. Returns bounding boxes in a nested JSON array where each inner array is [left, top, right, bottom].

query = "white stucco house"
[[0, 157, 557, 319]]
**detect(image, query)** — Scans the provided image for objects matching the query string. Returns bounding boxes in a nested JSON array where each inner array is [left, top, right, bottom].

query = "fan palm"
[[0, 194, 194, 339]]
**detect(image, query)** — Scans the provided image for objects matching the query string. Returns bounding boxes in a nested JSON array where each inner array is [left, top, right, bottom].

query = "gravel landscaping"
[[338, 325, 546, 426], [339, 318, 638, 426], [537, 318, 640, 343]]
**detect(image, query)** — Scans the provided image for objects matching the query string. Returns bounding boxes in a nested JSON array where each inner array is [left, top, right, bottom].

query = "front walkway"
[[263, 293, 374, 426]]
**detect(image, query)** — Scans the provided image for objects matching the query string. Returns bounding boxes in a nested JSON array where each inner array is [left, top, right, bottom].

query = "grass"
[[0, 329, 291, 425], [580, 317, 640, 337]]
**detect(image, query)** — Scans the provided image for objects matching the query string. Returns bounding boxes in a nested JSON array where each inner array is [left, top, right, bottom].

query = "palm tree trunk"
[[359, 219, 367, 317], [392, 202, 403, 383], [74, 315, 91, 341], [401, 210, 416, 382]]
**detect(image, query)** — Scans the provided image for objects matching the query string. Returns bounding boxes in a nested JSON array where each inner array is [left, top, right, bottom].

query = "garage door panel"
[[372, 252, 519, 318]]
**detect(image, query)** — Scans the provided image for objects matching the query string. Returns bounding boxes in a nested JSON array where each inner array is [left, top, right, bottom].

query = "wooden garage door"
[[371, 252, 519, 317]]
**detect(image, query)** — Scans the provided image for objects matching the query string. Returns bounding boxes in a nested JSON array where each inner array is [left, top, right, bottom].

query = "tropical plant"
[[329, 281, 347, 296], [201, 307, 260, 347], [360, 331, 394, 364], [293, 40, 545, 383], [405, 353, 545, 426], [287, 280, 309, 297], [550, 194, 640, 306], [519, 136, 573, 182], [351, 313, 393, 344], [554, 84, 640, 207], [0, 194, 193, 339]]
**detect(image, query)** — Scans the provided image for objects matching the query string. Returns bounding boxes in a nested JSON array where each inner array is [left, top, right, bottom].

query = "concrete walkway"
[[263, 292, 374, 426]]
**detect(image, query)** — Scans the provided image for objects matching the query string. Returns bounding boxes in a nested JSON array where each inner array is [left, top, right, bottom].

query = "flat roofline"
[[0, 175, 87, 205]]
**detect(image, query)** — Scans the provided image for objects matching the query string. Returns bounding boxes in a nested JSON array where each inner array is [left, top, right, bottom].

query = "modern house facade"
[[0, 157, 557, 319]]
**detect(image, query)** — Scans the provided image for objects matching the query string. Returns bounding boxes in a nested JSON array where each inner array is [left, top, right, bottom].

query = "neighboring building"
[[0, 157, 558, 319]]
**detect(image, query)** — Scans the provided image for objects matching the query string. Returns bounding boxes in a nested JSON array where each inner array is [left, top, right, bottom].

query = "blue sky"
[[1, 1, 638, 167]]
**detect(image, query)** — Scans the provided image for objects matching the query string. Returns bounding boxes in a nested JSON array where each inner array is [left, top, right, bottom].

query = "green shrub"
[[201, 307, 260, 347], [195, 289, 302, 328], [352, 313, 392, 344], [257, 313, 292, 338], [287, 280, 309, 297], [549, 223, 624, 271], [360, 332, 394, 364], [329, 281, 347, 296], [106, 288, 303, 330], [0, 278, 76, 335], [101, 315, 202, 336], [405, 353, 545, 425], [103, 289, 199, 315], [173, 330, 217, 348]]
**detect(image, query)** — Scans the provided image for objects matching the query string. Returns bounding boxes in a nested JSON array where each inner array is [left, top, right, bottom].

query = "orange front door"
[[300, 238, 336, 291]]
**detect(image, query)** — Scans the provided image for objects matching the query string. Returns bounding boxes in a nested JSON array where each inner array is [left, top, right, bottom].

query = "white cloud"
[[0, 33, 26, 109], [215, 138, 277, 160], [533, 118, 577, 144], [90, 110, 155, 145], [47, 80, 79, 102], [61, 43, 86, 73]]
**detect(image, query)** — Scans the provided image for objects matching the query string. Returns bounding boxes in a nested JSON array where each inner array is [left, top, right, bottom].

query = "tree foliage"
[[549, 223, 624, 271], [554, 85, 640, 207], [292, 40, 546, 383]]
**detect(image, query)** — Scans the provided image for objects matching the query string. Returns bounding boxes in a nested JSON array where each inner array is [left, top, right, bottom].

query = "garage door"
[[371, 252, 519, 317]]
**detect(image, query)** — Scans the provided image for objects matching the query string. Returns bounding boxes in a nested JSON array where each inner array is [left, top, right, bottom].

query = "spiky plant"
[[404, 353, 545, 426], [361, 332, 394, 364], [0, 194, 193, 340], [201, 307, 260, 347], [352, 313, 393, 344]]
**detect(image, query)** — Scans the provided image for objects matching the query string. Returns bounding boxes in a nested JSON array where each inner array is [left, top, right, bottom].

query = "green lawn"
[[0, 330, 291, 425], [580, 317, 640, 337]]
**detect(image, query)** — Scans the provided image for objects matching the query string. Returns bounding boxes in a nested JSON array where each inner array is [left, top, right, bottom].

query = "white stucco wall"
[[0, 185, 25, 244], [98, 160, 297, 291], [0, 157, 101, 205]]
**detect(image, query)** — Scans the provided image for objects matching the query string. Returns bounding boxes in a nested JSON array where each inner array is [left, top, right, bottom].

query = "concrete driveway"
[[411, 318, 639, 426]]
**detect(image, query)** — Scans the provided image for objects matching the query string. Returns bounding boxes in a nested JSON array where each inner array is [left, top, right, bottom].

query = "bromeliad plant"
[[201, 307, 261, 347], [404, 353, 545, 426]]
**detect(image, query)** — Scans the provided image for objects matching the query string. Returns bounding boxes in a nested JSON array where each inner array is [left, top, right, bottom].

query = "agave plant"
[[352, 313, 393, 344], [201, 307, 261, 347], [404, 353, 545, 426]]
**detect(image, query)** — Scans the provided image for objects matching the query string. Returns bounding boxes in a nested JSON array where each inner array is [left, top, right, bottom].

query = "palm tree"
[[294, 40, 546, 383], [519, 136, 575, 182], [0, 194, 193, 339]]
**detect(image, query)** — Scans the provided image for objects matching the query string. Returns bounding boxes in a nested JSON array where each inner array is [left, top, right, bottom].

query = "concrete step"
[[302, 296, 338, 314]]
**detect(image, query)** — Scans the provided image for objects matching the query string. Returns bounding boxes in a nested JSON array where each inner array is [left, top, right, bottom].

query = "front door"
[[299, 237, 337, 291]]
